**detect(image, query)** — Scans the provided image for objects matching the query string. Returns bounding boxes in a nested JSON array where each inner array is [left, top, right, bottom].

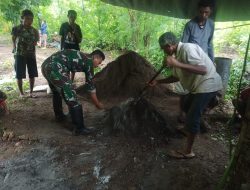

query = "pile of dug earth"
[[77, 51, 178, 138]]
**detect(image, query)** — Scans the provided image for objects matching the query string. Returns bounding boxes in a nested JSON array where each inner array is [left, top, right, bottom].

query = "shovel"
[[133, 65, 165, 104]]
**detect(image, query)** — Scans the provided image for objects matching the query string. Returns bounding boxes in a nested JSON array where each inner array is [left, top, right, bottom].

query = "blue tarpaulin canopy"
[[101, 0, 250, 21]]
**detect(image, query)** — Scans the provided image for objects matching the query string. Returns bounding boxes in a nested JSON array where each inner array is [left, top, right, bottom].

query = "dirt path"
[[0, 41, 231, 190]]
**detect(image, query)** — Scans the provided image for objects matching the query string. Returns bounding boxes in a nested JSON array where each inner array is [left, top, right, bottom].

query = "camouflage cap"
[[158, 32, 179, 47]]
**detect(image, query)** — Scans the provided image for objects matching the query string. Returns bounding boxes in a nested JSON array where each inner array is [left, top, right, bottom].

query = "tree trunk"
[[226, 97, 250, 190]]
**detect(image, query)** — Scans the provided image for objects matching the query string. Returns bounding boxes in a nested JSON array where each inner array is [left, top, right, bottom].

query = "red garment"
[[0, 100, 5, 105], [241, 87, 250, 101]]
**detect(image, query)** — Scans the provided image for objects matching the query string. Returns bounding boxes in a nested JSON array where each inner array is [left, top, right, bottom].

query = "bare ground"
[[0, 40, 232, 190]]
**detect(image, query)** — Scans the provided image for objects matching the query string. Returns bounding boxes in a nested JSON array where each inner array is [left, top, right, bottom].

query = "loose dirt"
[[0, 40, 232, 190]]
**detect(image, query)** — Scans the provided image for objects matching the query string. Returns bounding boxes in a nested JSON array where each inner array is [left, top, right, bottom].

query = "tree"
[[225, 97, 250, 189], [0, 0, 51, 25]]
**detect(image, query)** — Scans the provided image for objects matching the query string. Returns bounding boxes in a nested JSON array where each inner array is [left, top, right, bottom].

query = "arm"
[[148, 75, 179, 87], [11, 27, 17, 51], [34, 29, 39, 45], [12, 35, 17, 50], [207, 21, 215, 62], [181, 23, 190, 43], [165, 56, 207, 75], [84, 63, 103, 109], [90, 92, 103, 109], [72, 24, 82, 44], [59, 24, 64, 50]]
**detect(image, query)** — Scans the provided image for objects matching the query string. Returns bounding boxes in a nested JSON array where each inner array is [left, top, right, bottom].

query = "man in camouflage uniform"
[[11, 9, 39, 98], [42, 49, 105, 135]]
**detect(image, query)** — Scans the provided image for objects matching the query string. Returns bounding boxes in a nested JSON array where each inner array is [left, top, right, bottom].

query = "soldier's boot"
[[69, 105, 92, 136]]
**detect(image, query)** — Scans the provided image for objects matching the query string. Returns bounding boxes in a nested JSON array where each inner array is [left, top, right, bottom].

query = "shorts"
[[181, 92, 217, 134], [15, 55, 38, 79]]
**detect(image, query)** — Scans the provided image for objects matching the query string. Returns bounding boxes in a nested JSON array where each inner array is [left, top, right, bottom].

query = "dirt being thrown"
[[103, 97, 176, 137]]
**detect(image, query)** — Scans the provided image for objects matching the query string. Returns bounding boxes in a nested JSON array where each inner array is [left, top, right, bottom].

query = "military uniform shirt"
[[42, 49, 95, 93], [11, 24, 39, 56]]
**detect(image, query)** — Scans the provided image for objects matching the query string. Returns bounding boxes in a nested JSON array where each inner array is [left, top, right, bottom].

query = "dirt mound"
[[77, 51, 171, 100]]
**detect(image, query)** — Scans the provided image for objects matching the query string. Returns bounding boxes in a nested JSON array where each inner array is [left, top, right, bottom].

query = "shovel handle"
[[139, 65, 165, 96], [148, 65, 165, 84]]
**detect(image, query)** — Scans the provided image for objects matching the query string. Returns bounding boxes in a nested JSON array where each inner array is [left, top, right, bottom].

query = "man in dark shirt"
[[59, 10, 82, 82], [181, 0, 214, 62]]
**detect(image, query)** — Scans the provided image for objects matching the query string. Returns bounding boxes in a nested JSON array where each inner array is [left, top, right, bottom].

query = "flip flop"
[[167, 150, 195, 159], [29, 93, 37, 98], [19, 94, 26, 99]]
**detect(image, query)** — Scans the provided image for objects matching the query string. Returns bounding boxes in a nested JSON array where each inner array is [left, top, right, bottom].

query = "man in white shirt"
[[150, 32, 222, 158]]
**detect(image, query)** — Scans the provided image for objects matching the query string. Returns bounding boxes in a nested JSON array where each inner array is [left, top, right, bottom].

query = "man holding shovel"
[[149, 32, 222, 158]]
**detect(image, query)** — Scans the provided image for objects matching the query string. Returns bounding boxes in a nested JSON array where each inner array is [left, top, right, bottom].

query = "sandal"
[[167, 150, 195, 159], [29, 93, 37, 98], [19, 94, 26, 99]]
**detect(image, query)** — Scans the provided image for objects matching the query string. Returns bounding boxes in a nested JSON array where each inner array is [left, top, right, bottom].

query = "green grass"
[[1, 59, 13, 71], [1, 80, 31, 105]]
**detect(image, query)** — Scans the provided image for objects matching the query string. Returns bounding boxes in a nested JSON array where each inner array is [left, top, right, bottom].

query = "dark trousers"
[[180, 92, 217, 134]]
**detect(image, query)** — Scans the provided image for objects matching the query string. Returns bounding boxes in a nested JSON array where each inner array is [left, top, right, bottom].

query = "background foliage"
[[0, 0, 249, 98]]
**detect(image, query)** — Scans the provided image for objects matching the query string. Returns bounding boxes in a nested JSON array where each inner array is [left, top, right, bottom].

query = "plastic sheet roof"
[[101, 0, 250, 21]]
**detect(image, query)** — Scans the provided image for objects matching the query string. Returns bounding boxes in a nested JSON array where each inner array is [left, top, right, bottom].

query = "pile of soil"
[[77, 51, 171, 100]]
